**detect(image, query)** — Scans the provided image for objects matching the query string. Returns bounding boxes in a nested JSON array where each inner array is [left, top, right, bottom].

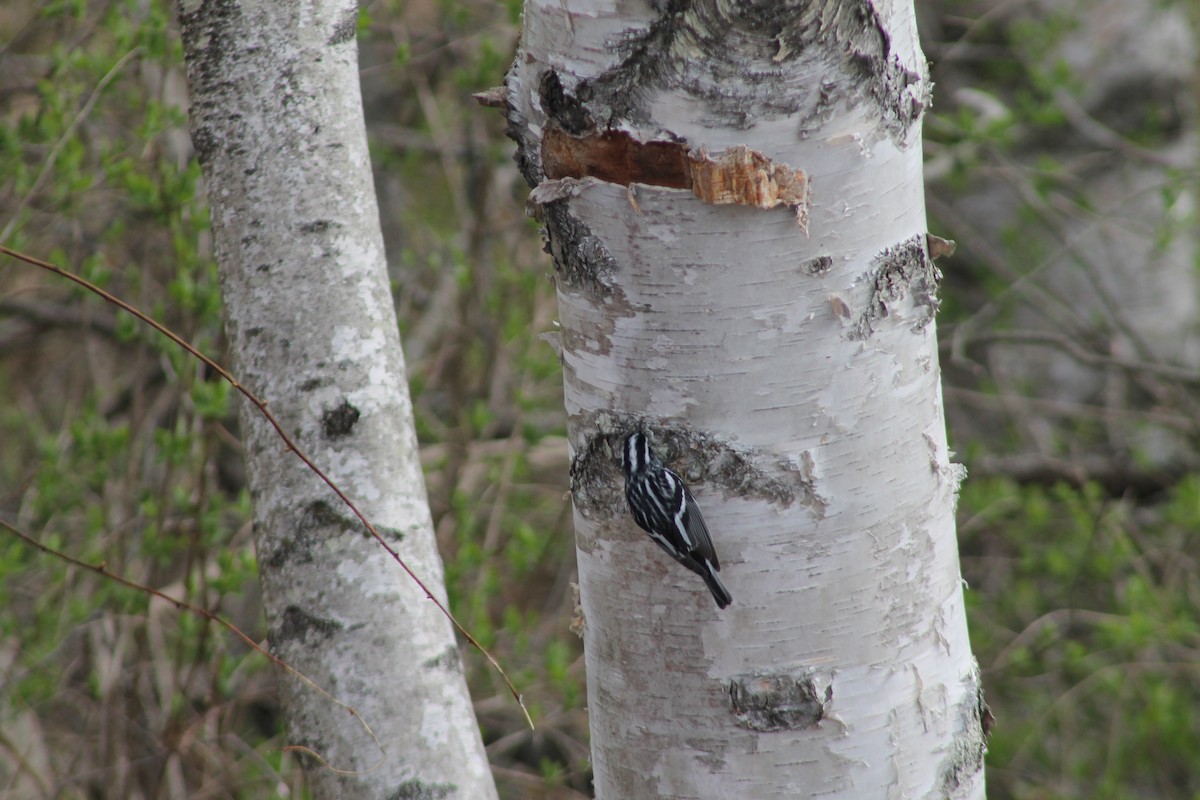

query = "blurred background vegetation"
[[0, 1, 1196, 798]]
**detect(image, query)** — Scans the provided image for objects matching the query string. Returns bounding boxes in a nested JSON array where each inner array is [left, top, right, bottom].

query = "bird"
[[621, 430, 732, 609]]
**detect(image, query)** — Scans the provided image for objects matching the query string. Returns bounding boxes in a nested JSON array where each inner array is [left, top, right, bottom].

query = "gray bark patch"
[[179, 0, 246, 166], [322, 399, 361, 438], [853, 234, 941, 339], [327, 8, 357, 46], [389, 779, 457, 800], [728, 670, 830, 732], [801, 254, 833, 276], [502, 93, 540, 186], [540, 200, 620, 293], [572, 0, 926, 144], [539, 69, 593, 135], [299, 219, 341, 234], [276, 604, 344, 644], [302, 498, 346, 531], [263, 499, 361, 567], [933, 669, 990, 798], [422, 645, 463, 673]]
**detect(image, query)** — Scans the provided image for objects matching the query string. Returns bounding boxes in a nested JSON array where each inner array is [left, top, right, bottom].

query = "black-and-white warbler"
[[622, 430, 732, 609]]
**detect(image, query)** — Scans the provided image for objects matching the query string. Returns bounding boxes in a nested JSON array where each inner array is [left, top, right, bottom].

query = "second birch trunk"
[[180, 2, 497, 797]]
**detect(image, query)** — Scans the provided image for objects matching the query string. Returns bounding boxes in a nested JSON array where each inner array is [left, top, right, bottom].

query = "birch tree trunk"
[[179, 3, 497, 797], [503, 1, 986, 796]]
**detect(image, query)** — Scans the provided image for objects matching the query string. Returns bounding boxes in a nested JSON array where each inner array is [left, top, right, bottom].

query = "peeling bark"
[[505, 0, 982, 796], [542, 130, 811, 225]]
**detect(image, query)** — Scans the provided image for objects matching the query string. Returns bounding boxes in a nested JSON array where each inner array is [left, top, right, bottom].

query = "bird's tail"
[[701, 560, 732, 609]]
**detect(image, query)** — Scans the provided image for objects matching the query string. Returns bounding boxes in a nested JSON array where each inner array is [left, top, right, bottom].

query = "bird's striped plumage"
[[623, 431, 732, 609]]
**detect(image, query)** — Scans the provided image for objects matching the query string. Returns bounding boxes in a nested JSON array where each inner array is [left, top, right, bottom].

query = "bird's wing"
[[681, 488, 719, 569]]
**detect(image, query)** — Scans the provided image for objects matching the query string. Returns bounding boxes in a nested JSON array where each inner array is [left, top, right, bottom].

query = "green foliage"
[[0, 0, 275, 795], [961, 476, 1200, 800]]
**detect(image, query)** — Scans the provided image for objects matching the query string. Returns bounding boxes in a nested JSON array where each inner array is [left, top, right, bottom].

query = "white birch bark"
[[178, 2, 497, 797], [505, 1, 985, 796]]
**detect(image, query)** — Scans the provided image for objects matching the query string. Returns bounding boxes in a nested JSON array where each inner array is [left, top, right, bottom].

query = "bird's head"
[[623, 430, 654, 476]]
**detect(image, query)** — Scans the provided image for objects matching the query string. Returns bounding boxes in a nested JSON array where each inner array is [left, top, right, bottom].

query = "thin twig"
[[944, 329, 1200, 385], [966, 452, 1189, 496], [985, 608, 1129, 673], [0, 243, 532, 730], [1051, 88, 1187, 170], [945, 386, 1194, 431]]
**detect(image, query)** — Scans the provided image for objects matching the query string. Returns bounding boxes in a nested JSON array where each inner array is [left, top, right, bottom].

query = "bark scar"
[[728, 670, 831, 732], [542, 127, 810, 230], [852, 234, 941, 339]]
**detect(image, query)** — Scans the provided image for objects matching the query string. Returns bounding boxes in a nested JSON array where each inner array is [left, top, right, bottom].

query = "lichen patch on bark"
[[536, 198, 621, 294], [933, 665, 990, 798], [853, 234, 941, 339], [262, 499, 345, 568], [422, 644, 464, 673]]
